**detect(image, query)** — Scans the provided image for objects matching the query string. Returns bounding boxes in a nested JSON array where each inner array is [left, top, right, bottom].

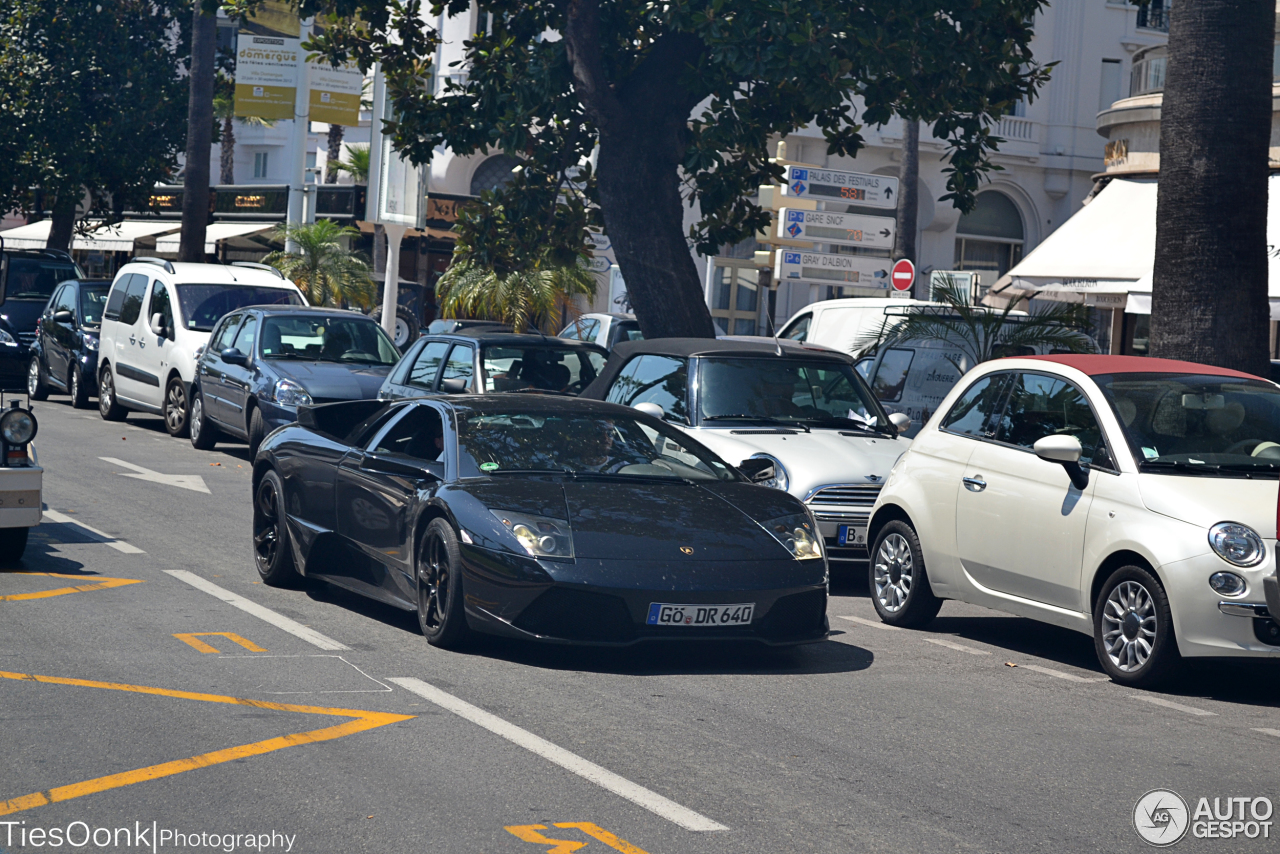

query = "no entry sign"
[[891, 259, 916, 292]]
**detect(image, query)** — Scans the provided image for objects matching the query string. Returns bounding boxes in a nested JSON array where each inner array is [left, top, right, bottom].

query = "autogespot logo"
[[1135, 790, 1190, 846]]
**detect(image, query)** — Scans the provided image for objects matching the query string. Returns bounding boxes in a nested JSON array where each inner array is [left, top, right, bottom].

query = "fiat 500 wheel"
[[1093, 565, 1182, 688], [869, 520, 942, 628]]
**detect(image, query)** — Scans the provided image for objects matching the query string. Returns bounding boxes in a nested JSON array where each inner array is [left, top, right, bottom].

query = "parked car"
[[0, 247, 82, 389], [0, 396, 41, 560], [28, 278, 110, 408], [190, 306, 400, 455], [425, 319, 511, 336], [252, 395, 828, 648], [581, 338, 911, 565], [557, 312, 644, 351], [96, 259, 305, 435], [379, 330, 607, 400], [779, 297, 939, 354], [868, 354, 1280, 687]]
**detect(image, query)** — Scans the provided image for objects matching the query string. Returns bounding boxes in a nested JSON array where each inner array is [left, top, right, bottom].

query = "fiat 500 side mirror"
[[888, 412, 912, 434], [1033, 435, 1089, 490]]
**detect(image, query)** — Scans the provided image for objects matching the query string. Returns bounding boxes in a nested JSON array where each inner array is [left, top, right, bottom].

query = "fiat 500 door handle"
[[962, 475, 987, 492]]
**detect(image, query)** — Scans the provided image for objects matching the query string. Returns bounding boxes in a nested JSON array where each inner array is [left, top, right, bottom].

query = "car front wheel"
[[869, 520, 942, 628], [253, 470, 299, 587], [69, 366, 90, 409], [189, 388, 220, 450], [1093, 565, 1182, 688], [27, 357, 49, 401], [417, 518, 471, 648]]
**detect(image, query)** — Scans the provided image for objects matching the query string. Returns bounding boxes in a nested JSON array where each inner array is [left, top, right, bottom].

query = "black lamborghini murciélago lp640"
[[252, 395, 829, 648]]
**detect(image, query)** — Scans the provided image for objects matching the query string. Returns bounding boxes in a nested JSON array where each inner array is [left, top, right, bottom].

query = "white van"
[[778, 297, 941, 358], [97, 260, 305, 435]]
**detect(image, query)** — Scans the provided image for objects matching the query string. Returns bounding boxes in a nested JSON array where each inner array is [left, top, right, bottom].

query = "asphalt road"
[[3, 393, 1280, 854]]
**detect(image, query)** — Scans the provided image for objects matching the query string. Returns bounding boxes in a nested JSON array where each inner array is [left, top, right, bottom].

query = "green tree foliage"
[[330, 143, 371, 183], [0, 0, 190, 246], [263, 220, 377, 309], [858, 278, 1097, 371], [437, 263, 597, 335], [306, 0, 1051, 338]]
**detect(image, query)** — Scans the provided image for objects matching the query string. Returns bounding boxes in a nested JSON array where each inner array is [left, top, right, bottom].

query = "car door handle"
[[963, 476, 987, 492], [128, 335, 136, 345]]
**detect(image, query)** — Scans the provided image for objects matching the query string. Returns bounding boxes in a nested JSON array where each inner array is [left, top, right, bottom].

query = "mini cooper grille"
[[514, 588, 635, 643], [807, 484, 883, 507]]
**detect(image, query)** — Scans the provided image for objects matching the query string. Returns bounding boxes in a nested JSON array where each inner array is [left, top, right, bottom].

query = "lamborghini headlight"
[[762, 512, 823, 560], [490, 510, 574, 559]]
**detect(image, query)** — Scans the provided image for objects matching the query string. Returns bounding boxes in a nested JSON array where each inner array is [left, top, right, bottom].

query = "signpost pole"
[[284, 18, 312, 254], [381, 224, 406, 339]]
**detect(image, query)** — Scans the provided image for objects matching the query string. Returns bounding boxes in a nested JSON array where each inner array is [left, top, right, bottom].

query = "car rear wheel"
[[869, 520, 942, 628], [68, 366, 90, 409], [417, 518, 471, 648], [0, 527, 29, 564], [189, 388, 220, 450], [163, 377, 189, 437], [27, 357, 49, 401], [253, 470, 299, 587], [97, 366, 127, 421], [1093, 565, 1182, 688]]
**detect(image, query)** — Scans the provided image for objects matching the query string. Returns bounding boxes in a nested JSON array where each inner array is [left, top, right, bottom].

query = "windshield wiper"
[[1139, 460, 1224, 475], [484, 468, 571, 476], [702, 415, 810, 432], [507, 387, 573, 396]]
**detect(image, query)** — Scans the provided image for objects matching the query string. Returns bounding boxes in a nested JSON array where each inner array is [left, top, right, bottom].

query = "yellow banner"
[[310, 89, 361, 126], [234, 83, 296, 121]]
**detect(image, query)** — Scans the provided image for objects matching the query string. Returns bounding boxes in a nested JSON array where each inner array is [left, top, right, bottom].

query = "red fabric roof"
[[1015, 354, 1264, 381]]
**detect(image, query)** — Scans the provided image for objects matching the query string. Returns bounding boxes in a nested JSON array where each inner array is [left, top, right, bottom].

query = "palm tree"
[[330, 144, 370, 183], [857, 277, 1096, 372], [213, 86, 275, 185], [1150, 0, 1272, 376], [262, 220, 377, 309], [437, 262, 597, 334]]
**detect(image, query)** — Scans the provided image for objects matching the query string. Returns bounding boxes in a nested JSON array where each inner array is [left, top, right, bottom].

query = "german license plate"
[[646, 603, 755, 627], [837, 525, 866, 546]]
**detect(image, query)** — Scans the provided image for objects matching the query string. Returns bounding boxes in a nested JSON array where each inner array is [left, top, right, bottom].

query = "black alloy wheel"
[[68, 366, 90, 409], [868, 519, 943, 628], [27, 357, 49, 401], [189, 388, 220, 450], [1093, 564, 1183, 688], [253, 470, 299, 586], [417, 518, 470, 648], [163, 377, 190, 437], [97, 366, 127, 421]]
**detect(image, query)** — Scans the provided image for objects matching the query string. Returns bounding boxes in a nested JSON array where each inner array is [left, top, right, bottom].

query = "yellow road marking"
[[0, 670, 414, 816], [0, 572, 142, 602], [173, 632, 267, 654], [505, 823, 649, 853]]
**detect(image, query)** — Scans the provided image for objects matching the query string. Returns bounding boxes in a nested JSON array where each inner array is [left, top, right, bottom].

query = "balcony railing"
[[1136, 2, 1170, 32], [996, 116, 1036, 141]]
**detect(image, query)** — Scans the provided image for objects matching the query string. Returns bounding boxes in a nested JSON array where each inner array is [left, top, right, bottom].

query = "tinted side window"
[[103, 274, 137, 321], [440, 344, 475, 389], [943, 373, 1012, 438], [994, 372, 1103, 463], [118, 276, 149, 325], [148, 282, 173, 333], [55, 286, 76, 314], [373, 406, 444, 460], [212, 314, 243, 352], [232, 314, 258, 354], [408, 341, 450, 390], [780, 313, 810, 341], [871, 348, 914, 402], [605, 355, 689, 422], [559, 320, 584, 341]]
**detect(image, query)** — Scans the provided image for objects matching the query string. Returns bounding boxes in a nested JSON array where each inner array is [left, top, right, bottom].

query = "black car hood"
[[1, 300, 45, 336], [270, 360, 392, 401], [463, 477, 791, 561]]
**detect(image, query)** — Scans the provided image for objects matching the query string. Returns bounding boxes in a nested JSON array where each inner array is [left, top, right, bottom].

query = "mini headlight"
[[762, 512, 823, 560], [491, 510, 574, 559], [752, 454, 789, 492], [1208, 522, 1265, 567], [1209, 571, 1248, 597], [0, 407, 36, 445], [273, 379, 313, 407]]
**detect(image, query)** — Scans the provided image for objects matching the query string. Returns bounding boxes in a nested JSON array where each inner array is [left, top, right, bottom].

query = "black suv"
[[29, 279, 110, 408], [0, 247, 83, 388]]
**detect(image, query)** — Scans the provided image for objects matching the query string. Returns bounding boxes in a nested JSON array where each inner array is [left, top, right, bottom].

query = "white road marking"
[[1253, 728, 1280, 738], [924, 637, 990, 656], [99, 457, 210, 494], [836, 615, 901, 631], [1021, 664, 1108, 683], [1132, 695, 1217, 717], [42, 509, 145, 554], [164, 570, 349, 651], [389, 676, 728, 832]]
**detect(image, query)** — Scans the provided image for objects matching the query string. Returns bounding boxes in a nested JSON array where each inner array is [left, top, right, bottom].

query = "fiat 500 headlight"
[[490, 510, 574, 559], [762, 512, 823, 560], [272, 379, 313, 407], [751, 454, 789, 492], [1208, 522, 1265, 567]]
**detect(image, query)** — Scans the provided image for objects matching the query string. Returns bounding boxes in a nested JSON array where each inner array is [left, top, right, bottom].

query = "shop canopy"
[[152, 222, 277, 255], [0, 219, 180, 252], [995, 177, 1280, 317], [0, 220, 54, 249]]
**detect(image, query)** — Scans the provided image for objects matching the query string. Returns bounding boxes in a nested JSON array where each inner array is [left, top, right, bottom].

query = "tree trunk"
[[220, 116, 235, 185], [179, 5, 217, 263], [325, 124, 345, 183], [46, 195, 77, 252], [1150, 0, 1273, 375], [373, 223, 386, 275], [895, 120, 920, 294], [595, 120, 716, 339]]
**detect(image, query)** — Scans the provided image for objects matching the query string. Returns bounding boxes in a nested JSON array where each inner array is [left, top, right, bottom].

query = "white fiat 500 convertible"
[[867, 354, 1280, 687]]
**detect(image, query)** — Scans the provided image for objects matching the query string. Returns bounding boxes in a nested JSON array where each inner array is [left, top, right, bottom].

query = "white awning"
[[152, 222, 277, 255], [76, 220, 180, 252], [1125, 289, 1280, 320], [0, 220, 53, 249]]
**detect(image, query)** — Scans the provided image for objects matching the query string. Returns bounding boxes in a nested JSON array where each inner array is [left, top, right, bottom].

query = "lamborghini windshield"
[[455, 406, 738, 481]]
